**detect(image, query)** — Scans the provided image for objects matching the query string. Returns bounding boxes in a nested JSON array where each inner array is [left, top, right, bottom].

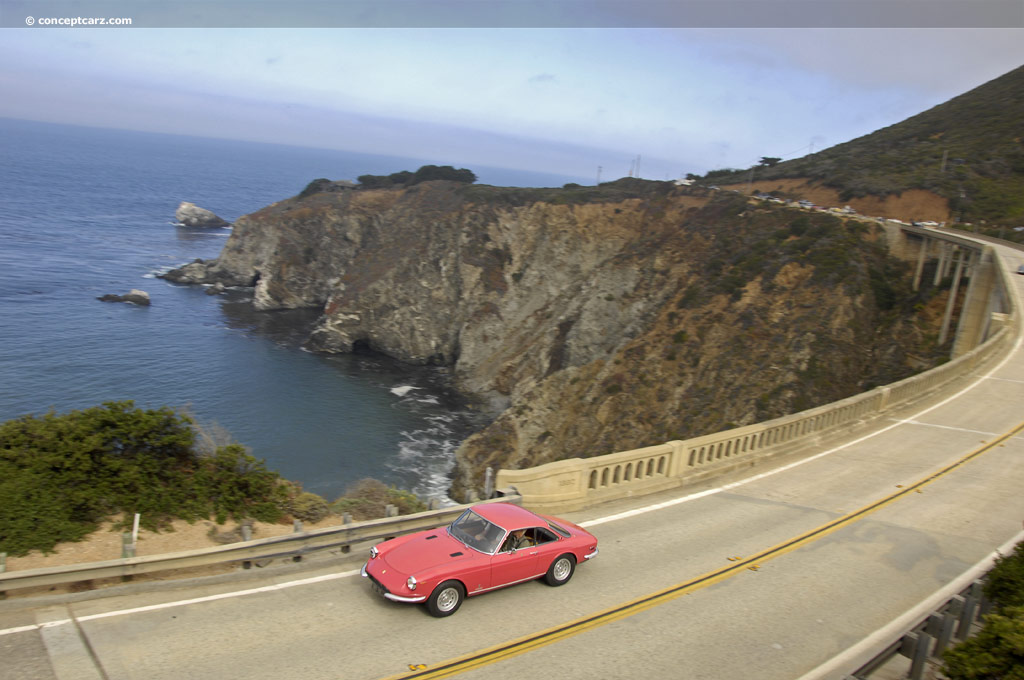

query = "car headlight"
[[407, 576, 417, 591], [369, 546, 379, 559]]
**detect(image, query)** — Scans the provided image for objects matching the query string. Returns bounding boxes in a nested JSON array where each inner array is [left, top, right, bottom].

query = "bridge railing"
[[496, 244, 1019, 513], [0, 496, 520, 594]]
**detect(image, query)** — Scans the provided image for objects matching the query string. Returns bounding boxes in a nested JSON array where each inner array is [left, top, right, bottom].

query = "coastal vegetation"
[[942, 540, 1024, 678], [0, 402, 424, 557], [698, 65, 1024, 234], [355, 164, 477, 189], [0, 402, 286, 556]]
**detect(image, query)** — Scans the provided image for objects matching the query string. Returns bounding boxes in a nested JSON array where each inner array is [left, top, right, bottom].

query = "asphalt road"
[[3, 243, 1024, 680]]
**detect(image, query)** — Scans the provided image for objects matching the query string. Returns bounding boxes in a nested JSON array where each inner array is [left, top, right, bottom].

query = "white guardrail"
[[0, 497, 519, 594]]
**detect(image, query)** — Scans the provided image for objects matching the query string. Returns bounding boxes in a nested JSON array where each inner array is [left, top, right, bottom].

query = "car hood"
[[381, 529, 478, 575]]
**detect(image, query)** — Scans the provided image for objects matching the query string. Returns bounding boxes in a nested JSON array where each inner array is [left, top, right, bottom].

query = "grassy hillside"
[[707, 65, 1024, 230]]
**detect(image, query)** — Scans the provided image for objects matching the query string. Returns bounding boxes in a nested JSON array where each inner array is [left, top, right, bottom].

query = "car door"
[[490, 526, 564, 587], [528, 526, 564, 572], [490, 528, 544, 586]]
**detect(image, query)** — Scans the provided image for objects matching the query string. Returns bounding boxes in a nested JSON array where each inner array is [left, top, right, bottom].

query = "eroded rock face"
[[164, 181, 943, 498]]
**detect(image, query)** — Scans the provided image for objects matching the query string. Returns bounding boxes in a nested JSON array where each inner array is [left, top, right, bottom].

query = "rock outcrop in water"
[[176, 201, 230, 228], [164, 179, 947, 498], [98, 289, 151, 306]]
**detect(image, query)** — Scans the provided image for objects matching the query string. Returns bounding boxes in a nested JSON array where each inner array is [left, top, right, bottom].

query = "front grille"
[[366, 573, 390, 597]]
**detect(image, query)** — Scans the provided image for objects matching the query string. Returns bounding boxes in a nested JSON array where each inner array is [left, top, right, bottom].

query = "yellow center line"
[[380, 420, 1024, 680]]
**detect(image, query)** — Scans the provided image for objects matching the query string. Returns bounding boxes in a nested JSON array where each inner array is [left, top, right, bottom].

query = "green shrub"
[[941, 540, 1024, 679], [358, 165, 477, 189], [0, 402, 286, 555], [193, 443, 287, 525], [986, 541, 1024, 611], [298, 178, 333, 198], [942, 606, 1024, 679], [329, 479, 427, 521], [289, 492, 330, 523]]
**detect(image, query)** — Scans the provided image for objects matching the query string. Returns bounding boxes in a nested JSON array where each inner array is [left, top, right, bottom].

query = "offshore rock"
[[163, 180, 945, 499], [98, 289, 151, 306], [176, 201, 230, 228]]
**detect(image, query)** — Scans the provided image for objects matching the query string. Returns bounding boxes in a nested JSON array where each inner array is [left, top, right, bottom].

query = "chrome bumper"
[[384, 592, 427, 603], [361, 563, 427, 603], [583, 548, 599, 560]]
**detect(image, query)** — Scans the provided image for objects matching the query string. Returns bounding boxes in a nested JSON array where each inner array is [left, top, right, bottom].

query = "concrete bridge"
[[2, 226, 1023, 680], [495, 224, 1016, 515]]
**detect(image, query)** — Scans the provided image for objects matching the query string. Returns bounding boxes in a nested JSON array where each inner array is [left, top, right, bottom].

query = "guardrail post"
[[241, 525, 253, 541], [0, 552, 6, 573], [908, 631, 933, 680], [484, 467, 494, 499], [385, 504, 398, 517], [343, 513, 352, 524], [935, 612, 958, 656], [292, 520, 303, 533], [121, 532, 135, 559], [428, 498, 440, 511], [957, 591, 980, 639]]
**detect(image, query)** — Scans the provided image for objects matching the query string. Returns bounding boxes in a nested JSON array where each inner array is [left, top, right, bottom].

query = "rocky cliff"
[[164, 180, 947, 498]]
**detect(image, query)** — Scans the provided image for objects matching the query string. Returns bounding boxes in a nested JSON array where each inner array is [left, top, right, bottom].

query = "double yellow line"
[[382, 420, 1024, 680]]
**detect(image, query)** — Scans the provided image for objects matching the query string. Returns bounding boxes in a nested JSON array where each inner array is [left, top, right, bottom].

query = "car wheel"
[[426, 580, 465, 617], [544, 554, 576, 586]]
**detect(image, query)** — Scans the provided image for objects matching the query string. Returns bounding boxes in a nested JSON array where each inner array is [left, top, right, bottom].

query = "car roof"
[[471, 502, 544, 531]]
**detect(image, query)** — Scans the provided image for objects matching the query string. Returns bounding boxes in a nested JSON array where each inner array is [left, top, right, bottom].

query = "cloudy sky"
[[2, 2, 1022, 183]]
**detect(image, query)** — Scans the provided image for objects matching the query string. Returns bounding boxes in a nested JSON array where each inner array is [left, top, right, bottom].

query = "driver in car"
[[504, 529, 534, 551]]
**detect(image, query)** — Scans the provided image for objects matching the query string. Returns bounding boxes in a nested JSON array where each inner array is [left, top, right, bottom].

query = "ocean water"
[[0, 118, 581, 502]]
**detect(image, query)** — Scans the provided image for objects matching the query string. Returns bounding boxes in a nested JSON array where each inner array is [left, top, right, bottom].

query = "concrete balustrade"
[[497, 238, 1019, 513]]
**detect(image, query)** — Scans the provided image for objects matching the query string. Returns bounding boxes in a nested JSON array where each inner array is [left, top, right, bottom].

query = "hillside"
[[164, 180, 953, 499], [707, 64, 1024, 232]]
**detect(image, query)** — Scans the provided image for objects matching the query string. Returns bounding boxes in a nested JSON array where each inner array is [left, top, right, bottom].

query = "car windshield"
[[449, 509, 504, 554]]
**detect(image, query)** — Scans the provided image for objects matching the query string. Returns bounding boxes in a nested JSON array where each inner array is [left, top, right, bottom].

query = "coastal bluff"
[[163, 179, 945, 498]]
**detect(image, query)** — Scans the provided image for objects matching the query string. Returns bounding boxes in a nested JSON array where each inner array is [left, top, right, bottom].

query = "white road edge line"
[[0, 570, 360, 636], [2, 271, 1020, 639]]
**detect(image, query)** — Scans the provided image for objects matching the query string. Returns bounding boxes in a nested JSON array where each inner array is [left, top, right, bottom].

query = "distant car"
[[361, 503, 598, 617], [1017, 265, 1024, 275]]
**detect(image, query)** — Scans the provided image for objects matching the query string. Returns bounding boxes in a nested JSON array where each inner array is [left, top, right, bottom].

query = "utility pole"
[[596, 165, 602, 185], [940, 149, 949, 174], [635, 154, 642, 179]]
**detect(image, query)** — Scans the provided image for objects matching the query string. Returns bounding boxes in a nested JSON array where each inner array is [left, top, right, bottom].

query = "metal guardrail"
[[797, 532, 1024, 679], [0, 496, 520, 594]]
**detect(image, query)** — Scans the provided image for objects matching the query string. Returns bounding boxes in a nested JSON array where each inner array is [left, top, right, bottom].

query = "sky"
[[1, 3, 1023, 183]]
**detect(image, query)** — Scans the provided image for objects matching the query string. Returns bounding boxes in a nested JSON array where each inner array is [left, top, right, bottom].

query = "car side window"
[[531, 527, 558, 545]]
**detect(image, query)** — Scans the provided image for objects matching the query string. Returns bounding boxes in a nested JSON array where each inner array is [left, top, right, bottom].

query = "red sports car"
[[361, 502, 598, 616]]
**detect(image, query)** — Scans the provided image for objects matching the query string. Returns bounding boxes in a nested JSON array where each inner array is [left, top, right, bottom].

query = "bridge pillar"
[[912, 236, 929, 291], [937, 241, 950, 284], [938, 248, 966, 346], [953, 247, 1000, 357]]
